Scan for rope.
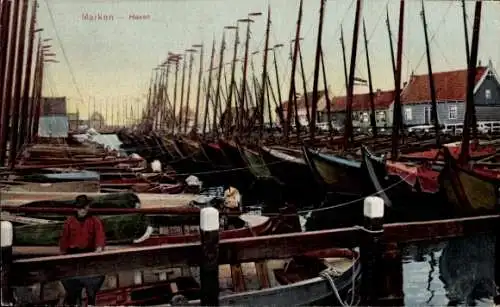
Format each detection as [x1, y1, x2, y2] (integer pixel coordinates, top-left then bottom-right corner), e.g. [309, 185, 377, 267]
[320, 252, 357, 307]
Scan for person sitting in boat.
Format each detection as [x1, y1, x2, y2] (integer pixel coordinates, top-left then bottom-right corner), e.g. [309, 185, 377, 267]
[59, 195, 106, 306]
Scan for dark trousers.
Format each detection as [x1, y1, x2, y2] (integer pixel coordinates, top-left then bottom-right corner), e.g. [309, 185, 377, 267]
[61, 275, 105, 306]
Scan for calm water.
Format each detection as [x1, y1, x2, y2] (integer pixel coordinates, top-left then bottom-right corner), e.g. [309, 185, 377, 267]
[402, 234, 496, 306]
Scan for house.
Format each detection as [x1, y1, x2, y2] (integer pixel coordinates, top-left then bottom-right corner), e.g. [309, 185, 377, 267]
[322, 89, 395, 128]
[279, 90, 327, 126]
[400, 60, 500, 126]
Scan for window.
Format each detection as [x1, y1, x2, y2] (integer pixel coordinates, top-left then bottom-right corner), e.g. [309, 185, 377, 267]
[448, 105, 458, 120]
[485, 89, 492, 100]
[377, 111, 386, 122]
[404, 107, 412, 121]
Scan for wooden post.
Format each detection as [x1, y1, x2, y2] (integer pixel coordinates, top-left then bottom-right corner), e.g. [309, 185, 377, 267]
[1, 221, 13, 306]
[360, 196, 384, 306]
[200, 207, 219, 306]
[495, 212, 500, 305]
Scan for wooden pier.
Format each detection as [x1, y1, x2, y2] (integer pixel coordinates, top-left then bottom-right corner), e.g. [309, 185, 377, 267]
[1, 197, 499, 306]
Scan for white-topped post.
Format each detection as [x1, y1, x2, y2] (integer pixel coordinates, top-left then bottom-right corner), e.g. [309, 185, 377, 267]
[199, 207, 219, 306]
[1, 221, 13, 306]
[360, 196, 385, 306]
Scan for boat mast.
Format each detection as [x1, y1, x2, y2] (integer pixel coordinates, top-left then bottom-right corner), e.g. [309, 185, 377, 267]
[272, 44, 285, 128]
[203, 39, 216, 138]
[320, 48, 333, 136]
[32, 46, 44, 139]
[0, 0, 12, 166]
[213, 32, 226, 139]
[9, 0, 29, 168]
[420, 0, 440, 146]
[362, 19, 377, 138]
[171, 56, 180, 133]
[177, 55, 187, 134]
[339, 26, 349, 95]
[461, 0, 477, 141]
[390, 0, 405, 161]
[238, 17, 254, 134]
[386, 7, 396, 78]
[297, 41, 311, 128]
[285, 0, 303, 145]
[27, 38, 41, 144]
[459, 0, 482, 164]
[225, 25, 239, 138]
[184, 49, 196, 133]
[193, 43, 204, 135]
[259, 6, 271, 139]
[310, 0, 326, 142]
[343, 0, 363, 150]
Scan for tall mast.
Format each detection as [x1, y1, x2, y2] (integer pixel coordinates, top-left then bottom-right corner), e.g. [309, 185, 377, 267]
[203, 39, 216, 137]
[178, 55, 187, 134]
[27, 38, 41, 144]
[339, 26, 349, 93]
[184, 50, 195, 133]
[213, 32, 226, 139]
[459, 0, 482, 164]
[386, 7, 396, 77]
[310, 0, 326, 142]
[9, 0, 29, 167]
[320, 49, 333, 136]
[259, 6, 271, 139]
[172, 58, 180, 133]
[272, 45, 285, 128]
[239, 19, 252, 133]
[0, 0, 12, 166]
[343, 0, 363, 149]
[298, 41, 311, 126]
[193, 44, 204, 134]
[363, 19, 377, 138]
[225, 26, 239, 137]
[390, 0, 406, 160]
[461, 0, 470, 65]
[1, 0, 20, 166]
[285, 0, 303, 144]
[420, 0, 440, 146]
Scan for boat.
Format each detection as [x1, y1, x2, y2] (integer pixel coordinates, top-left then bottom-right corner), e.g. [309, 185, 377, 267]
[302, 146, 366, 197]
[361, 146, 446, 221]
[19, 248, 360, 306]
[439, 146, 500, 216]
[260, 145, 322, 204]
[238, 144, 273, 180]
[12, 213, 150, 246]
[0, 180, 100, 193]
[0, 191, 199, 209]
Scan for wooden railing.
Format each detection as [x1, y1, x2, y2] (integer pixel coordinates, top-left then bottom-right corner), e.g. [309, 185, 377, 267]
[1, 198, 499, 306]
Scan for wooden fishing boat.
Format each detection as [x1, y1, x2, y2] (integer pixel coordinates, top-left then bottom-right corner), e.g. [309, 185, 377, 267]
[361, 146, 446, 221]
[19, 248, 360, 306]
[13, 170, 100, 182]
[0, 191, 198, 208]
[303, 146, 365, 197]
[0, 180, 100, 193]
[260, 146, 321, 204]
[238, 144, 273, 180]
[439, 146, 500, 216]
[13, 213, 150, 246]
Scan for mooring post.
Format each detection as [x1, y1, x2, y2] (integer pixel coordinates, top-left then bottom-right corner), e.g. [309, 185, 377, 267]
[1, 221, 13, 306]
[360, 196, 385, 306]
[495, 215, 500, 305]
[200, 207, 220, 306]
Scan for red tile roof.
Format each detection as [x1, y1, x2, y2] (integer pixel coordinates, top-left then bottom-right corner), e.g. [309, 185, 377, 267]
[401, 67, 487, 104]
[327, 90, 395, 112]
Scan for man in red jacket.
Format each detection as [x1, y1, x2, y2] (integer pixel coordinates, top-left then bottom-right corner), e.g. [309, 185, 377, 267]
[59, 195, 106, 306]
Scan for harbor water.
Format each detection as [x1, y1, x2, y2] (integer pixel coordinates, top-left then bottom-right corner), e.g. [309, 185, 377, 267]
[403, 234, 496, 306]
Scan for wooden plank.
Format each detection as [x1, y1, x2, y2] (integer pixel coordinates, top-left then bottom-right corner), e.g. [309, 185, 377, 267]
[9, 214, 499, 286]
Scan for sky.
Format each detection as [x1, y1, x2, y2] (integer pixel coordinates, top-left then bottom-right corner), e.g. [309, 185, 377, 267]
[35, 0, 500, 124]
